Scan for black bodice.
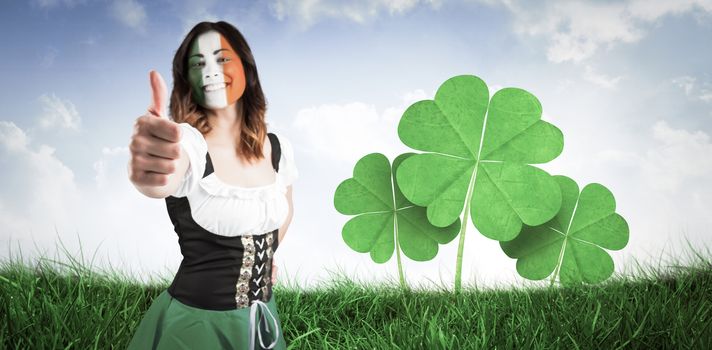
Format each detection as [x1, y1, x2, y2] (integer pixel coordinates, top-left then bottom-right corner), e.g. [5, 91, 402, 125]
[164, 133, 283, 310]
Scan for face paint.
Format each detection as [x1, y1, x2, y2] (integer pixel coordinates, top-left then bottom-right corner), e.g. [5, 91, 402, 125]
[187, 30, 246, 109]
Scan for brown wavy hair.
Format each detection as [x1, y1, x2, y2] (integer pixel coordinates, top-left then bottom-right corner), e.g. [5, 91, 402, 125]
[169, 21, 268, 165]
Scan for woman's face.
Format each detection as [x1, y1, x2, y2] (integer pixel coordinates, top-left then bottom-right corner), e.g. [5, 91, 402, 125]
[187, 30, 246, 110]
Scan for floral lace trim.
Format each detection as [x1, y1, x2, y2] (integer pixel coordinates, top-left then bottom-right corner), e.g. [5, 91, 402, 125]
[235, 233, 275, 309]
[235, 234, 254, 309]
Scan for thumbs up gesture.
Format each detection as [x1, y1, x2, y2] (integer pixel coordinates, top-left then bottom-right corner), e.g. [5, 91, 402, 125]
[128, 70, 183, 188]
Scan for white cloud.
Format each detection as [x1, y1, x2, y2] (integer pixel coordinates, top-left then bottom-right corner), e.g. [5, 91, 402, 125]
[495, 1, 641, 63]
[175, 0, 220, 37]
[268, 0, 443, 28]
[0, 121, 81, 235]
[596, 120, 712, 193]
[37, 93, 82, 131]
[486, 0, 712, 63]
[583, 65, 623, 90]
[93, 146, 129, 190]
[291, 89, 429, 164]
[700, 90, 712, 102]
[31, 0, 86, 9]
[627, 0, 712, 21]
[0, 119, 180, 285]
[0, 121, 29, 151]
[641, 120, 712, 192]
[110, 0, 147, 32]
[672, 76, 697, 95]
[672, 75, 712, 103]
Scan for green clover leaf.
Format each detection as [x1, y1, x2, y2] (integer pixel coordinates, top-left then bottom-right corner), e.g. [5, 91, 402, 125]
[334, 153, 460, 264]
[396, 74, 565, 241]
[500, 175, 630, 285]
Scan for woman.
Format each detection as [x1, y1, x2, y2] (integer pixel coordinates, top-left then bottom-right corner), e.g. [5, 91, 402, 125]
[126, 21, 295, 349]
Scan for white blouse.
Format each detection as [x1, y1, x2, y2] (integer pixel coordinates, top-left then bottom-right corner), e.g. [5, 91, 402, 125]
[170, 122, 298, 237]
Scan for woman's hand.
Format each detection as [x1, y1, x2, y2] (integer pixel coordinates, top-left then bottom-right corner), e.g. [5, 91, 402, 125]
[271, 260, 278, 285]
[128, 70, 183, 188]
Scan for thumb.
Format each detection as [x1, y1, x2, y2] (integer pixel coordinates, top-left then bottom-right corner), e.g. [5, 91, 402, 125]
[148, 70, 168, 118]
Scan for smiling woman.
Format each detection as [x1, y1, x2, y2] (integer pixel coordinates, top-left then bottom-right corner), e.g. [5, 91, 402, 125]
[126, 21, 294, 350]
[187, 30, 246, 110]
[170, 21, 269, 165]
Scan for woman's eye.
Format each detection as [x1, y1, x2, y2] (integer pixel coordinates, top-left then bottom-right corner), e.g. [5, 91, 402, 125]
[218, 57, 231, 63]
[191, 61, 205, 68]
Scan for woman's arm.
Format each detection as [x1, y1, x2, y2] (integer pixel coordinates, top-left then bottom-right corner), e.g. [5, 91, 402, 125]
[128, 71, 188, 199]
[273, 185, 293, 285]
[278, 185, 294, 244]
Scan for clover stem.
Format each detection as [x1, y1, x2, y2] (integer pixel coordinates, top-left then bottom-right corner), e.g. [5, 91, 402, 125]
[455, 169, 477, 295]
[394, 213, 407, 291]
[550, 193, 580, 287]
[550, 237, 566, 287]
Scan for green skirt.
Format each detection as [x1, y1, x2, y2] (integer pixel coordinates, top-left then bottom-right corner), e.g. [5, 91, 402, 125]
[127, 289, 287, 350]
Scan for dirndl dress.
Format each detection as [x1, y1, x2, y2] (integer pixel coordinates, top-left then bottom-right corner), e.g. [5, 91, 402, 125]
[128, 126, 298, 350]
[126, 233, 287, 350]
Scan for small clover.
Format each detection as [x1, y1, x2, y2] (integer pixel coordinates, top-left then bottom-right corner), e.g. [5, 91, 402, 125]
[334, 153, 460, 266]
[500, 175, 630, 285]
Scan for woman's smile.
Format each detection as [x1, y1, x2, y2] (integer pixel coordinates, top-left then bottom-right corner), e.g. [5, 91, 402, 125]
[204, 82, 230, 92]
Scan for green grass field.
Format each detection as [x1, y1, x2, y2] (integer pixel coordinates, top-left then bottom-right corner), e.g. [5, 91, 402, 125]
[1, 238, 710, 349]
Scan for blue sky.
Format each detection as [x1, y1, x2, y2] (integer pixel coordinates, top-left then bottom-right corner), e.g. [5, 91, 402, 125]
[1, 0, 711, 290]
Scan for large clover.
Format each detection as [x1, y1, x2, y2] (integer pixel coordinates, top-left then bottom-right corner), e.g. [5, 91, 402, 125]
[334, 153, 460, 264]
[500, 175, 630, 285]
[396, 75, 564, 241]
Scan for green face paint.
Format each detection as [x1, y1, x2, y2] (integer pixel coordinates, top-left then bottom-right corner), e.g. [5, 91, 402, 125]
[187, 40, 207, 107]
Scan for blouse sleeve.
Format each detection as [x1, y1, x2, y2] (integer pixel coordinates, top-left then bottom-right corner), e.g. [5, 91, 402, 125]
[275, 132, 298, 187]
[170, 123, 208, 198]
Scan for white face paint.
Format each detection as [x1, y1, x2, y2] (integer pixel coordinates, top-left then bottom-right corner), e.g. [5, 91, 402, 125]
[187, 30, 245, 110]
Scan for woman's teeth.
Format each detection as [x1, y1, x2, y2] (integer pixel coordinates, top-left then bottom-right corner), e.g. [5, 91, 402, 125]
[204, 83, 227, 92]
